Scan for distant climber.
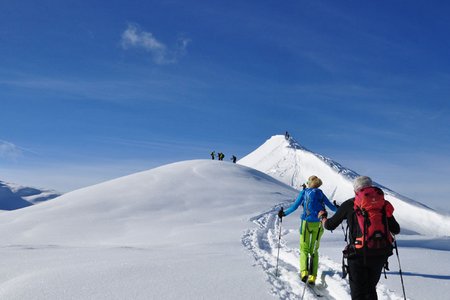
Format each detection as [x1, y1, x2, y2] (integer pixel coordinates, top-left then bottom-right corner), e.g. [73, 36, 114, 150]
[218, 152, 225, 161]
[210, 151, 216, 160]
[285, 131, 290, 140]
[231, 155, 237, 163]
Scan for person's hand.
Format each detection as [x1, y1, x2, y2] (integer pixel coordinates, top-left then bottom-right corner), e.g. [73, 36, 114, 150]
[318, 210, 328, 220]
[278, 208, 285, 219]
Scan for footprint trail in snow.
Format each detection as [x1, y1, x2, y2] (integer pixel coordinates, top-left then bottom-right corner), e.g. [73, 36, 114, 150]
[242, 203, 404, 300]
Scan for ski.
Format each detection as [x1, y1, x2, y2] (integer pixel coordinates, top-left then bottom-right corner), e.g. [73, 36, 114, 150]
[307, 284, 323, 298]
[301, 282, 323, 299]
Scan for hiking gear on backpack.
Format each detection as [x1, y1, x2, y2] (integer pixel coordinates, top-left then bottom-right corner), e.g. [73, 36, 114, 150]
[353, 186, 394, 259]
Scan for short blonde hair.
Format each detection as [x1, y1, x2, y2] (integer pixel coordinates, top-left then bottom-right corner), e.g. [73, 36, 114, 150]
[307, 175, 322, 188]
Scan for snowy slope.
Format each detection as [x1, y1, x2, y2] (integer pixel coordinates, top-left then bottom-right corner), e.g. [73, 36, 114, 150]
[238, 135, 450, 237]
[0, 160, 297, 299]
[0, 157, 448, 299]
[0, 161, 294, 246]
[0, 180, 60, 210]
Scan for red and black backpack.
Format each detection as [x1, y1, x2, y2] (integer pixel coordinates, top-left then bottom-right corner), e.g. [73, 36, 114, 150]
[341, 186, 396, 278]
[342, 186, 395, 273]
[353, 186, 394, 257]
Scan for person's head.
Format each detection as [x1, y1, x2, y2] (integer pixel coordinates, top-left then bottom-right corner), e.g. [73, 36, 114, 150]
[307, 175, 322, 189]
[353, 176, 373, 192]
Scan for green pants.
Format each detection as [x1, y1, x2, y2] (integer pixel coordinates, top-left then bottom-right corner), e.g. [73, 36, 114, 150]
[300, 220, 324, 276]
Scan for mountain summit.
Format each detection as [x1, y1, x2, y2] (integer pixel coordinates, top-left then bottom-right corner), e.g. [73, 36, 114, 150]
[238, 135, 450, 236]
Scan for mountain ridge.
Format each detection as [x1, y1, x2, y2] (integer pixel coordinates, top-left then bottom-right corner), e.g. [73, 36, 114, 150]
[238, 135, 449, 236]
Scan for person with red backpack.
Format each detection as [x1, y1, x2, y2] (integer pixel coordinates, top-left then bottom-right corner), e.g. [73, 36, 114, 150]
[278, 175, 337, 285]
[318, 176, 400, 300]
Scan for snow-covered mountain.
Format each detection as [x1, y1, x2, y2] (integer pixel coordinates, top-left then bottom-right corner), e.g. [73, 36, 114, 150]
[238, 135, 450, 236]
[0, 180, 60, 210]
[0, 160, 293, 246]
[0, 138, 448, 299]
[0, 160, 296, 299]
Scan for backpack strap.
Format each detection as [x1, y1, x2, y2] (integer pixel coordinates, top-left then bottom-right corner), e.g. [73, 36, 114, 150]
[383, 259, 390, 279]
[341, 218, 350, 279]
[362, 209, 369, 265]
[303, 189, 313, 218]
[342, 254, 348, 278]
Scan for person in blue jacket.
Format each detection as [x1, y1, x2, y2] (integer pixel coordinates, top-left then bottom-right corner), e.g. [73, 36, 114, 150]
[278, 175, 337, 285]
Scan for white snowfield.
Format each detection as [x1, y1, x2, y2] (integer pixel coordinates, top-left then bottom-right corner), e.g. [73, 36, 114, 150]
[0, 135, 448, 299]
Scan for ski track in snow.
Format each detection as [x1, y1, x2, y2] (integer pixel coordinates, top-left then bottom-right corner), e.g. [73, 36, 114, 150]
[265, 140, 302, 190]
[242, 203, 404, 300]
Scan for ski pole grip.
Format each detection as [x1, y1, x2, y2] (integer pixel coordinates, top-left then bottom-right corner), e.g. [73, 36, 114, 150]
[278, 207, 284, 221]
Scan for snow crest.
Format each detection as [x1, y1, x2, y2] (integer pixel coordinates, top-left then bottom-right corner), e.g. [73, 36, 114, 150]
[239, 135, 450, 237]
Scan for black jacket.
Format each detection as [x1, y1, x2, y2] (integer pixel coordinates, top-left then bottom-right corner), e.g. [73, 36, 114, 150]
[324, 198, 400, 245]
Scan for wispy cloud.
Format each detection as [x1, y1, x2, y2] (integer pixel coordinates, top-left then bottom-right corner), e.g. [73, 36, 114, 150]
[0, 71, 208, 106]
[120, 24, 190, 64]
[0, 140, 23, 160]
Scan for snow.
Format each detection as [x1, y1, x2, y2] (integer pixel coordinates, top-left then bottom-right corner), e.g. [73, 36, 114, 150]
[0, 135, 448, 299]
[0, 161, 295, 299]
[239, 135, 450, 236]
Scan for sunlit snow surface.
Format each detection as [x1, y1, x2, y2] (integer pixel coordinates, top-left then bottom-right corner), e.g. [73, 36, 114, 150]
[0, 137, 448, 299]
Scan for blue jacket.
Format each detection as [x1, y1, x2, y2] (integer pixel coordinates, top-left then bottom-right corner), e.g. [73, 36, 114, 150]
[284, 188, 337, 222]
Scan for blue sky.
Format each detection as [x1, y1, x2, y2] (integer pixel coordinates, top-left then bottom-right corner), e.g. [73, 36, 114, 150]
[1, 1, 449, 211]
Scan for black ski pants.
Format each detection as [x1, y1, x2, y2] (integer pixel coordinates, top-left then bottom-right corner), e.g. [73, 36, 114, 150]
[347, 255, 387, 300]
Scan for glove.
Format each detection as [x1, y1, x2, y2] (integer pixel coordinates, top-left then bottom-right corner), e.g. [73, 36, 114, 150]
[333, 200, 340, 209]
[278, 208, 285, 219]
[318, 210, 328, 220]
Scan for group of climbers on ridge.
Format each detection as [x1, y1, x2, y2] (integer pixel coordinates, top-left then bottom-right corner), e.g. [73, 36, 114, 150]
[210, 151, 236, 163]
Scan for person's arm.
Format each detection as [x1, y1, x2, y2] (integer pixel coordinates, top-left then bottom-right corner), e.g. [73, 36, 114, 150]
[322, 194, 337, 212]
[388, 216, 400, 235]
[320, 199, 353, 230]
[384, 200, 400, 235]
[284, 190, 305, 216]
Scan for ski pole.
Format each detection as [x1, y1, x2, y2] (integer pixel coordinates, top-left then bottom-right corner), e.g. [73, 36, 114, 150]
[393, 237, 407, 300]
[275, 208, 283, 277]
[301, 281, 307, 300]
